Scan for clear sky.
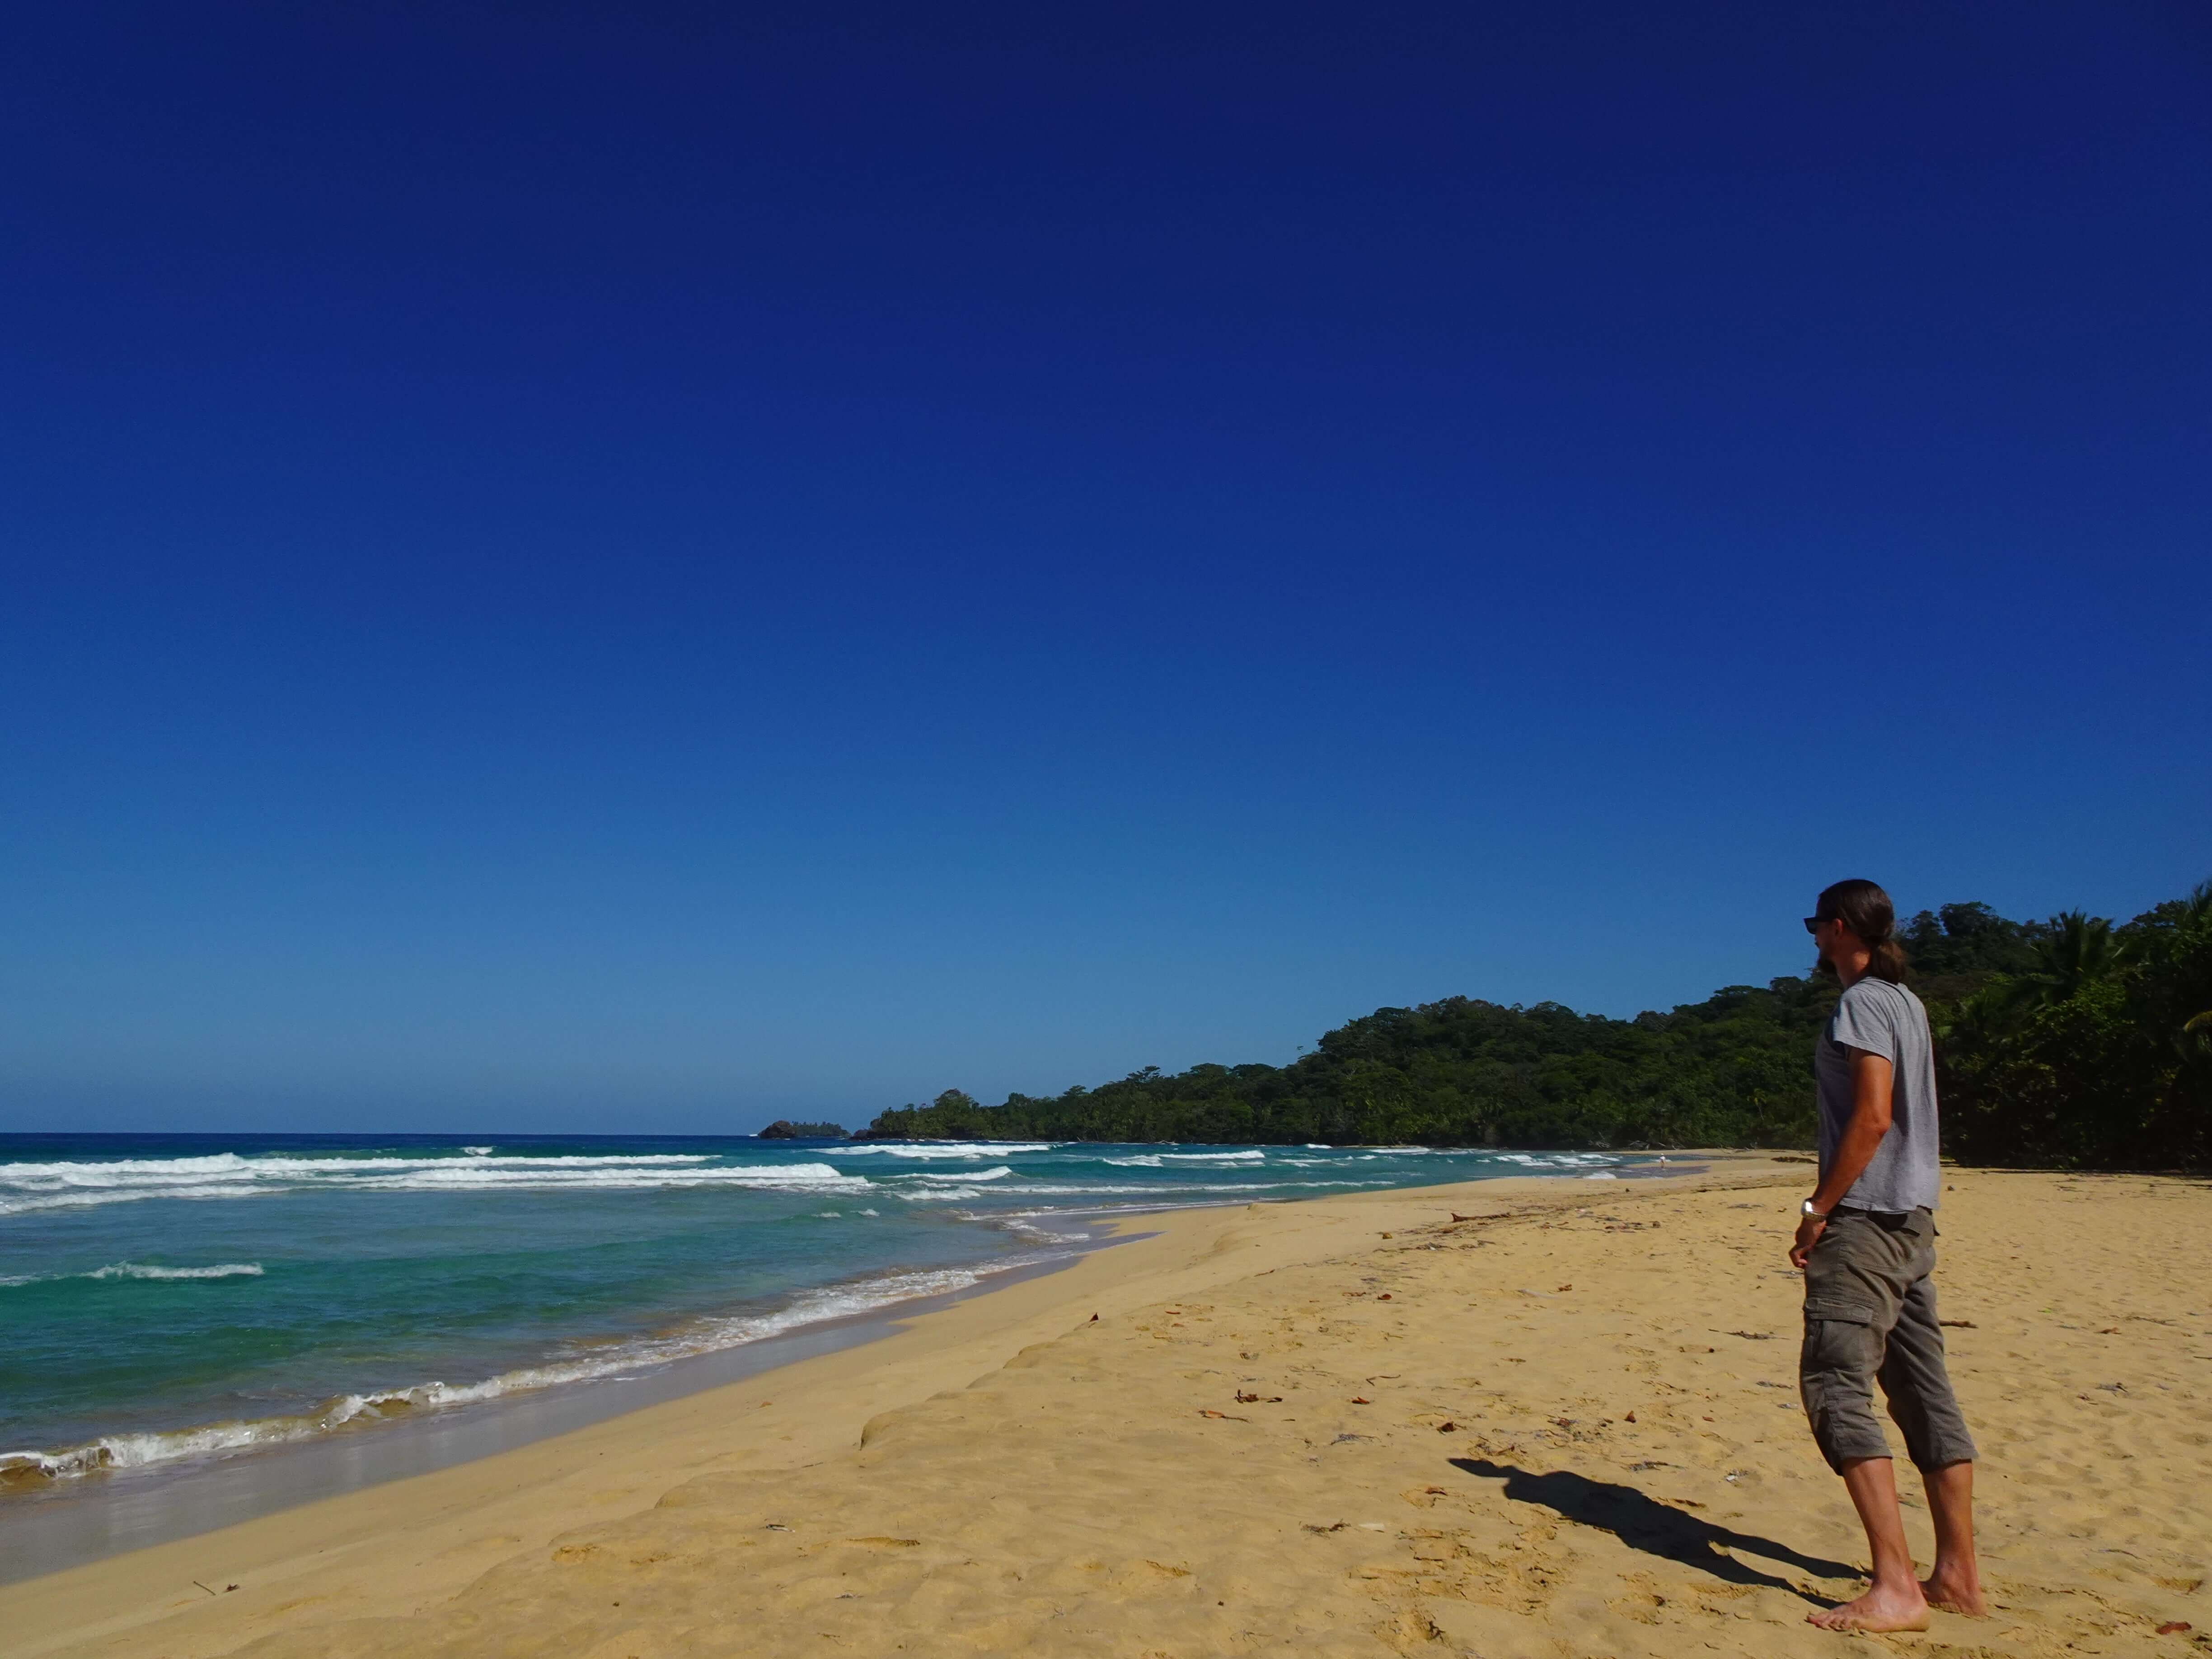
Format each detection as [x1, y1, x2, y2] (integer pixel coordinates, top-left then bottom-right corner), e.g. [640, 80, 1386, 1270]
[4, 2, 2206, 1134]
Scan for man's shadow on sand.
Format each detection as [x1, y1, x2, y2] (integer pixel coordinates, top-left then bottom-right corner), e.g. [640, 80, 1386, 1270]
[1448, 1459, 1857, 1604]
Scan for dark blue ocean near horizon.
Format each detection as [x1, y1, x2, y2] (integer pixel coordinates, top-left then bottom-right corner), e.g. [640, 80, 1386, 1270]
[1, 1132, 1649, 1493]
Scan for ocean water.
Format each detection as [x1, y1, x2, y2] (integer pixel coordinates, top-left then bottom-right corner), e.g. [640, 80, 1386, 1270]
[0, 1133, 1643, 1492]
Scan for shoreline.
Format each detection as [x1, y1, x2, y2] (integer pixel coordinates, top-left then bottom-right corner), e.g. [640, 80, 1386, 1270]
[0, 1235, 1106, 1587]
[0, 1156, 1691, 1576]
[0, 1157, 1780, 1658]
[0, 1136, 1664, 1511]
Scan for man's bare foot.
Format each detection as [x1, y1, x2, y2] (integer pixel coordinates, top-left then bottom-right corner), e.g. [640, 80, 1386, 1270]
[1920, 1570, 1988, 1617]
[1807, 1580, 1931, 1632]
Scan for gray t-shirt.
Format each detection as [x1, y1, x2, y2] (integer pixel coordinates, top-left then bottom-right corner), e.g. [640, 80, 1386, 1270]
[1816, 977, 1941, 1214]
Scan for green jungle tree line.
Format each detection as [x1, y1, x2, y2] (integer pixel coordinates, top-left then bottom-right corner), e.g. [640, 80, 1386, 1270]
[858, 883, 2212, 1170]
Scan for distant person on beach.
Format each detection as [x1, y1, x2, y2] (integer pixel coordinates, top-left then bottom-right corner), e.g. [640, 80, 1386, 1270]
[1789, 878, 1986, 1632]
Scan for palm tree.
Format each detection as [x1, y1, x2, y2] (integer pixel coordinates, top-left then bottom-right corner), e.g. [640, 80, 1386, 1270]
[2179, 880, 2212, 928]
[1995, 911, 2123, 1017]
[2160, 883, 2212, 1049]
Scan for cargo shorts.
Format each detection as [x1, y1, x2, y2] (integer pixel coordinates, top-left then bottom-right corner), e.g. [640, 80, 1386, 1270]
[1800, 1206, 1978, 1474]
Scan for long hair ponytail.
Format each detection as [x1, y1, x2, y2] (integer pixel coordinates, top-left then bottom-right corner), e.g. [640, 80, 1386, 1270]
[1817, 878, 1909, 984]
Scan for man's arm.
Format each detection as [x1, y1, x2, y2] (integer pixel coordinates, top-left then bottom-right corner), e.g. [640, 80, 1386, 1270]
[1791, 1050, 1893, 1268]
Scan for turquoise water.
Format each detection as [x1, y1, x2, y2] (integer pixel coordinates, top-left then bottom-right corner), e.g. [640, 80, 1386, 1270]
[0, 1133, 1642, 1488]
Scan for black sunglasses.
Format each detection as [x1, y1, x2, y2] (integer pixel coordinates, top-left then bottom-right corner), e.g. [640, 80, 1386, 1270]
[1803, 915, 1829, 934]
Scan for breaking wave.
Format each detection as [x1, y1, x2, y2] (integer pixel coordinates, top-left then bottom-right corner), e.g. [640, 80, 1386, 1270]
[823, 1143, 1055, 1159]
[0, 1134, 1650, 1498]
[0, 1258, 1043, 1487]
[0, 1262, 266, 1289]
[0, 1153, 868, 1215]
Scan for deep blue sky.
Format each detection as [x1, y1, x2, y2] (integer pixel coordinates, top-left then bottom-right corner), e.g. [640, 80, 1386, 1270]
[4, 2, 2206, 1133]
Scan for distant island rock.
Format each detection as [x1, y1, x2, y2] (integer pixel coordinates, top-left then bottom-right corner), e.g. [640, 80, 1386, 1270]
[756, 1120, 848, 1140]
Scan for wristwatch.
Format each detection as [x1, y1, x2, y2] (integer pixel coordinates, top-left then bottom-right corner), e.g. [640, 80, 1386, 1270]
[1801, 1199, 1830, 1220]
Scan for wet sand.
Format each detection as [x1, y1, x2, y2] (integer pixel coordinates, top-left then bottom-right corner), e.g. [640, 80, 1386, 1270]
[5, 1163, 2206, 1657]
[0, 1246, 1094, 1587]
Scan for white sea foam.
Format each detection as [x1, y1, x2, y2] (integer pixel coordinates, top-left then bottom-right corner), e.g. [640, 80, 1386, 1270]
[0, 1143, 1626, 1220]
[0, 1259, 1050, 1486]
[823, 1143, 1053, 1159]
[0, 1138, 1667, 1491]
[1489, 1152, 1619, 1170]
[991, 1213, 1092, 1244]
[0, 1153, 867, 1214]
[1, 1416, 353, 1482]
[927, 1179, 1381, 1200]
[337, 1163, 867, 1194]
[900, 1166, 1013, 1183]
[0, 1152, 717, 1184]
[1111, 1150, 1303, 1168]
[4, 1261, 265, 1287]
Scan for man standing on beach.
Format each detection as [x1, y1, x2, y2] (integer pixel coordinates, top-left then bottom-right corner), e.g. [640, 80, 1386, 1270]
[1789, 879, 1987, 1633]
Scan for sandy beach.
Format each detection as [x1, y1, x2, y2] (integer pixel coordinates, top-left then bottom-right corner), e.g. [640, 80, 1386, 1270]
[5, 1162, 2206, 1659]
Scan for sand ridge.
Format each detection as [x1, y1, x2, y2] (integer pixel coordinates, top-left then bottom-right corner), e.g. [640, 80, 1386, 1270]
[7, 1167, 2209, 1657]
